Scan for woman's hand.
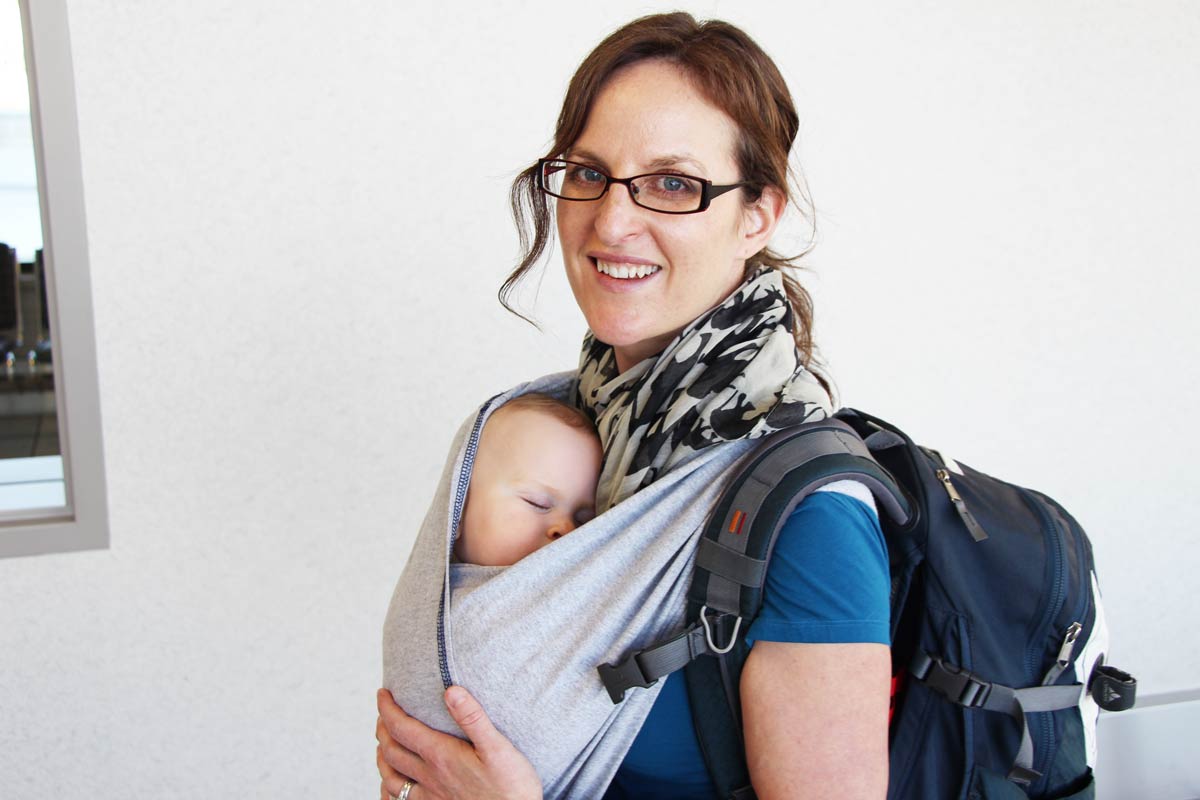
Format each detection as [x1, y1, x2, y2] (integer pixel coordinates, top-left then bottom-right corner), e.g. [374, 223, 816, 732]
[375, 686, 543, 800]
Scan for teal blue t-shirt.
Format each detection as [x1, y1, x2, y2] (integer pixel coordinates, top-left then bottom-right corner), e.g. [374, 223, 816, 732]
[603, 491, 890, 800]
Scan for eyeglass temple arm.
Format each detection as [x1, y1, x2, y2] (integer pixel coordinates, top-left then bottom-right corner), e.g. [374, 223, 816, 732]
[706, 182, 749, 200]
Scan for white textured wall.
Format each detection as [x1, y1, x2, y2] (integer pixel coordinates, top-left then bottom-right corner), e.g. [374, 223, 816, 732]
[0, 1, 1196, 797]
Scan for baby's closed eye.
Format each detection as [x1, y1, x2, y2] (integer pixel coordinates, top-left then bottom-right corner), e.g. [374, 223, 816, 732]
[521, 495, 552, 512]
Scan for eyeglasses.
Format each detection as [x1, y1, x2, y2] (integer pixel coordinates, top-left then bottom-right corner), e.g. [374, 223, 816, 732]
[536, 158, 749, 215]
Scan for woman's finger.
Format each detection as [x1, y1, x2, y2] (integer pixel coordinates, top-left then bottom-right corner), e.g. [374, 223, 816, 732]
[443, 686, 503, 752]
[379, 691, 453, 765]
[379, 689, 423, 747]
[379, 726, 433, 787]
[383, 776, 423, 800]
[376, 747, 417, 800]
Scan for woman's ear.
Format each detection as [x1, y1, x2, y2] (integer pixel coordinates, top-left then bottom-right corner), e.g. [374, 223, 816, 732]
[737, 185, 787, 259]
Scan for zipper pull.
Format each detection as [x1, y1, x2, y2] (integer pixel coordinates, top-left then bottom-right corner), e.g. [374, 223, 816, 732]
[1057, 622, 1083, 668]
[936, 469, 989, 541]
[1043, 621, 1084, 685]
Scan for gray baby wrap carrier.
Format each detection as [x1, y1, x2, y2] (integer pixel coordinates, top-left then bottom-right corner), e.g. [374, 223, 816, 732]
[382, 372, 758, 799]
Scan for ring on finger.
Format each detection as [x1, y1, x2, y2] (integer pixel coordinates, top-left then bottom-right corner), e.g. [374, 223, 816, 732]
[399, 779, 416, 800]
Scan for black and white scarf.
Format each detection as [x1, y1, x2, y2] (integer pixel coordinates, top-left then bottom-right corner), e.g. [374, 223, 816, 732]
[576, 266, 833, 512]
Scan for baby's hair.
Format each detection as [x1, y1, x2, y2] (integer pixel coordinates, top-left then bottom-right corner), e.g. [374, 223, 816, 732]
[499, 392, 597, 436]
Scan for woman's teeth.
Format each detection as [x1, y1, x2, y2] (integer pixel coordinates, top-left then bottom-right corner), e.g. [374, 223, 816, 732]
[595, 260, 662, 279]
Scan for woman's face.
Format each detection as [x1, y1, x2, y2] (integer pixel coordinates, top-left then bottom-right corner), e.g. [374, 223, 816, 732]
[556, 59, 780, 374]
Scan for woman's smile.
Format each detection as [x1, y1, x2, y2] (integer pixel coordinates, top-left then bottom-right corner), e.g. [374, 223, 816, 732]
[590, 254, 663, 290]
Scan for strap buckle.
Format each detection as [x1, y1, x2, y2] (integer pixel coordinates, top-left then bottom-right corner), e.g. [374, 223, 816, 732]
[597, 652, 657, 704]
[910, 650, 993, 708]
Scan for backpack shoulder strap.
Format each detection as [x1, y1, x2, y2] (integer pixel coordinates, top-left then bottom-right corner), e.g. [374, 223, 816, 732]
[684, 419, 911, 799]
[597, 420, 911, 707]
[689, 418, 910, 626]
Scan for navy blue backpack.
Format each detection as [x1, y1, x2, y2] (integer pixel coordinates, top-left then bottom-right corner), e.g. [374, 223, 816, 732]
[599, 409, 1136, 799]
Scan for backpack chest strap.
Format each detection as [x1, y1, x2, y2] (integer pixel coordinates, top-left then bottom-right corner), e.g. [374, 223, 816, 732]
[911, 651, 1084, 785]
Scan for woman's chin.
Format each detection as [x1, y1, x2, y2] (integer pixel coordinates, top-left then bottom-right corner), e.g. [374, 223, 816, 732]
[589, 327, 679, 372]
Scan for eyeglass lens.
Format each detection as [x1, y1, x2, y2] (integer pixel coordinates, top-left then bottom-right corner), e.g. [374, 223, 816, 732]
[541, 160, 705, 213]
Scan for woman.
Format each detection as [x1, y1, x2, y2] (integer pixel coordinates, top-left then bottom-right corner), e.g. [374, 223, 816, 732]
[377, 13, 890, 800]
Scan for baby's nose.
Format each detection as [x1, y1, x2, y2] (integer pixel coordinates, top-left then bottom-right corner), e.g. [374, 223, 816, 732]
[547, 516, 576, 540]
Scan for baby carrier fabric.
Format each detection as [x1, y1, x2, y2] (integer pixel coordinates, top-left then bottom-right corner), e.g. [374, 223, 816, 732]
[382, 371, 758, 798]
[382, 267, 835, 798]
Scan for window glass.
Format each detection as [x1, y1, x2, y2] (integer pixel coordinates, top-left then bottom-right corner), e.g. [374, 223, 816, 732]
[0, 3, 64, 513]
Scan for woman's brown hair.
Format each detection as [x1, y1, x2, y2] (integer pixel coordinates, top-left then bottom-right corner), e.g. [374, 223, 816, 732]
[501, 12, 825, 383]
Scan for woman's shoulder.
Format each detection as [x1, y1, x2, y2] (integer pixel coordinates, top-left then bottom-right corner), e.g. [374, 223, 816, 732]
[744, 479, 891, 645]
[782, 480, 882, 542]
[779, 483, 887, 567]
[806, 479, 878, 516]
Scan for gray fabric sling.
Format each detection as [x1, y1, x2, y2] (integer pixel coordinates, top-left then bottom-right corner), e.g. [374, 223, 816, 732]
[382, 371, 759, 799]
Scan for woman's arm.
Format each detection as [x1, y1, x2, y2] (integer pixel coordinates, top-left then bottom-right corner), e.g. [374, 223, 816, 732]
[741, 640, 890, 799]
[376, 686, 543, 800]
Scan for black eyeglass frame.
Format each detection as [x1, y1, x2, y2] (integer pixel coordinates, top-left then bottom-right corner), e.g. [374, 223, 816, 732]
[536, 158, 750, 215]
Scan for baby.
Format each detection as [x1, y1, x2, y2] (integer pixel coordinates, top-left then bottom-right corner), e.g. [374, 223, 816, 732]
[453, 393, 603, 566]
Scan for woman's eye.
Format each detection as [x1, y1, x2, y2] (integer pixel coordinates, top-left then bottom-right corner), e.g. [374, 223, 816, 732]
[648, 174, 700, 196]
[567, 166, 605, 185]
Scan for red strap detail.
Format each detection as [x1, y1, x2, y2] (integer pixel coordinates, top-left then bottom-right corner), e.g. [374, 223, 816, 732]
[889, 673, 904, 725]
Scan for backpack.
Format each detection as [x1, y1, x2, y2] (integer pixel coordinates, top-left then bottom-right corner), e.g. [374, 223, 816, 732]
[597, 408, 1137, 800]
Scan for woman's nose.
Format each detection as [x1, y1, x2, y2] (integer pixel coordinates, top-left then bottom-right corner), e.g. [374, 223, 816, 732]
[592, 184, 644, 244]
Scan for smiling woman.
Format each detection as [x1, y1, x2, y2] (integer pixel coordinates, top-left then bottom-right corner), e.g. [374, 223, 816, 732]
[379, 12, 888, 800]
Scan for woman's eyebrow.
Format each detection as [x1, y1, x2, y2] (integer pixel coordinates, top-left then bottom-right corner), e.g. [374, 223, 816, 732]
[563, 147, 608, 168]
[645, 154, 707, 173]
[564, 148, 707, 175]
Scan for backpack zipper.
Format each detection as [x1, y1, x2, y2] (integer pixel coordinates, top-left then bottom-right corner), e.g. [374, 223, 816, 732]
[1057, 622, 1083, 667]
[935, 468, 989, 541]
[1042, 621, 1084, 687]
[1020, 489, 1068, 681]
[1018, 487, 1070, 785]
[1045, 495, 1094, 661]
[436, 402, 493, 690]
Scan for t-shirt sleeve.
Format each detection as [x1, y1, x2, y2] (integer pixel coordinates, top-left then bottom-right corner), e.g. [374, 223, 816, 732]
[744, 489, 890, 646]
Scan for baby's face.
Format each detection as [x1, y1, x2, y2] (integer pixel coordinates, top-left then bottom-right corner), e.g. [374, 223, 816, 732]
[455, 405, 602, 566]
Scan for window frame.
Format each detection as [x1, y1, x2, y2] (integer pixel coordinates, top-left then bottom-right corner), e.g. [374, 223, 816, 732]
[0, 0, 108, 558]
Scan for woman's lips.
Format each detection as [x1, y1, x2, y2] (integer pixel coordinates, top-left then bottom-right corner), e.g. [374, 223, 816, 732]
[590, 256, 667, 291]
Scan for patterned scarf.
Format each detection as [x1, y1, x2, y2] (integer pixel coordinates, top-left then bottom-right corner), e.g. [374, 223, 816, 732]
[576, 266, 833, 512]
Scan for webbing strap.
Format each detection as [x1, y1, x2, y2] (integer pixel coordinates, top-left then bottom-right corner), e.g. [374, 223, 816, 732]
[696, 537, 768, 588]
[983, 683, 1085, 785]
[911, 651, 1083, 786]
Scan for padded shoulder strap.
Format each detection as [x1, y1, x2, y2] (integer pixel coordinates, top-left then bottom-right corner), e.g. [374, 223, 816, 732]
[689, 419, 911, 620]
